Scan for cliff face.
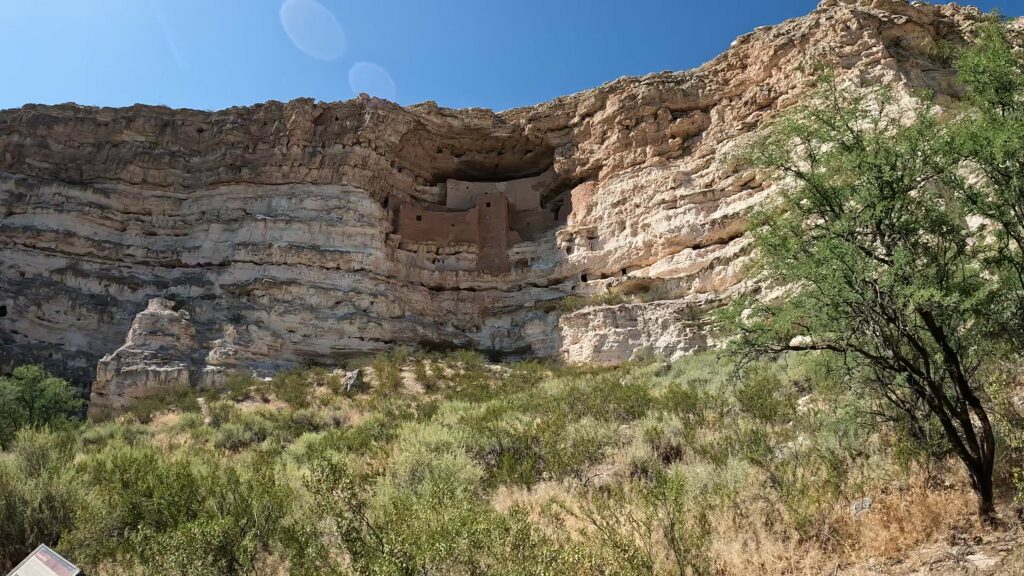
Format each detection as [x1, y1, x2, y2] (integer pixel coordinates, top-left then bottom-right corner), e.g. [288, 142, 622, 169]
[0, 0, 986, 405]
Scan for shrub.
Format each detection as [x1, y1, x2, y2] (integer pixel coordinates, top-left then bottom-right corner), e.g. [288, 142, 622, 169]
[0, 429, 82, 572]
[351, 425, 577, 575]
[64, 442, 208, 564]
[267, 368, 317, 408]
[462, 407, 545, 487]
[78, 421, 150, 451]
[550, 371, 654, 423]
[548, 417, 617, 482]
[64, 441, 302, 575]
[203, 398, 237, 428]
[216, 372, 260, 402]
[734, 365, 795, 425]
[0, 348, 1007, 574]
[371, 350, 406, 392]
[125, 383, 200, 423]
[213, 411, 277, 451]
[566, 470, 716, 576]
[0, 365, 84, 447]
[412, 359, 436, 391]
[638, 413, 695, 467]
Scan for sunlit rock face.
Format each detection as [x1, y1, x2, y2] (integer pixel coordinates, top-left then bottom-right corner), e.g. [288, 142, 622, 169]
[89, 298, 196, 416]
[0, 0, 985, 397]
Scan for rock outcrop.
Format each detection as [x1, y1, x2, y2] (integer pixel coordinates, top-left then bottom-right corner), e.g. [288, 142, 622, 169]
[90, 298, 197, 415]
[0, 0, 990, 403]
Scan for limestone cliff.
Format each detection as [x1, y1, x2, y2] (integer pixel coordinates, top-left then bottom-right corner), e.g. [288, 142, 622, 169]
[0, 0, 989, 406]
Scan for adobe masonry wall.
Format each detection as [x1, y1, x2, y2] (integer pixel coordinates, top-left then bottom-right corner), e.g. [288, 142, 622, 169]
[397, 205, 479, 245]
[445, 169, 553, 211]
[395, 171, 558, 274]
[476, 193, 512, 274]
[510, 210, 555, 241]
[396, 192, 515, 273]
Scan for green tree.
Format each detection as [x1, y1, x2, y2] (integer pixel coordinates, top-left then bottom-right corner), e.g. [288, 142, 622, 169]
[949, 22, 1024, 349]
[724, 72, 1008, 519]
[0, 365, 84, 447]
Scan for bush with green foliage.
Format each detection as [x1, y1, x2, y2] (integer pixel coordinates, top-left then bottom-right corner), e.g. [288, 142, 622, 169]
[0, 429, 82, 572]
[0, 365, 84, 447]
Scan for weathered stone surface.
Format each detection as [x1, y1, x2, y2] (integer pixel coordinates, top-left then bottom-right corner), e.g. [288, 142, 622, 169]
[559, 298, 715, 365]
[89, 298, 196, 416]
[340, 368, 365, 393]
[0, 0, 988, 400]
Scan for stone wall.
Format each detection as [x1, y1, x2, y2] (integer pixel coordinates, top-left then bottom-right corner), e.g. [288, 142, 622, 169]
[395, 169, 560, 274]
[394, 192, 519, 273]
[476, 193, 513, 274]
[445, 169, 553, 211]
[396, 205, 479, 246]
[510, 210, 556, 241]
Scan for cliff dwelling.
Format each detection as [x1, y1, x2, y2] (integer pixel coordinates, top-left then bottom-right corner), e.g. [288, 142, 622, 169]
[394, 169, 559, 273]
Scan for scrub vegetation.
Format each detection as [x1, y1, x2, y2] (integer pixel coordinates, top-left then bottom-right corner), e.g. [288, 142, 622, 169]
[1, 350, 1023, 575]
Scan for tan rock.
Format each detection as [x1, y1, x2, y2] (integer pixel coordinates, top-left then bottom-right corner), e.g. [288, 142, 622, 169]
[89, 298, 196, 416]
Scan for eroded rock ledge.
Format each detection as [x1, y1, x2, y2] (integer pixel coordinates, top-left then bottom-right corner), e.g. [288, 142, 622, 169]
[0, 0, 987, 402]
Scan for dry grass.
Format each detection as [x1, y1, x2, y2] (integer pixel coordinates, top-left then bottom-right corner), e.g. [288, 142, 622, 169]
[418, 353, 1014, 575]
[708, 464, 982, 575]
[490, 480, 591, 535]
[490, 461, 992, 576]
[839, 468, 977, 559]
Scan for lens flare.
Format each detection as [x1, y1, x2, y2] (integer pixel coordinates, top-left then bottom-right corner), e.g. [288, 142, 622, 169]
[348, 62, 397, 102]
[280, 0, 346, 61]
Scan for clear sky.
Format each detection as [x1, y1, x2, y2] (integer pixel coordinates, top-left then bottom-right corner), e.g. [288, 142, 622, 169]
[1, 0, 1021, 112]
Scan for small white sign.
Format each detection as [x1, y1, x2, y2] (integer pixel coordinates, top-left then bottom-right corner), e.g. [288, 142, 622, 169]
[7, 545, 80, 576]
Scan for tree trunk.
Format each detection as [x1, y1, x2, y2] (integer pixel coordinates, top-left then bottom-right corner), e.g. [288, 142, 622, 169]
[965, 401, 997, 524]
[977, 478, 996, 524]
[967, 458, 997, 524]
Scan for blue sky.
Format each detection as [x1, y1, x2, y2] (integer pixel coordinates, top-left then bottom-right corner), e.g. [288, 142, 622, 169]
[1, 0, 1020, 112]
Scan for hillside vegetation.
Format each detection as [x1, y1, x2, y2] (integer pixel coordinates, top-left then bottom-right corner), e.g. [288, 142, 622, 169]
[1, 351, 1023, 575]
